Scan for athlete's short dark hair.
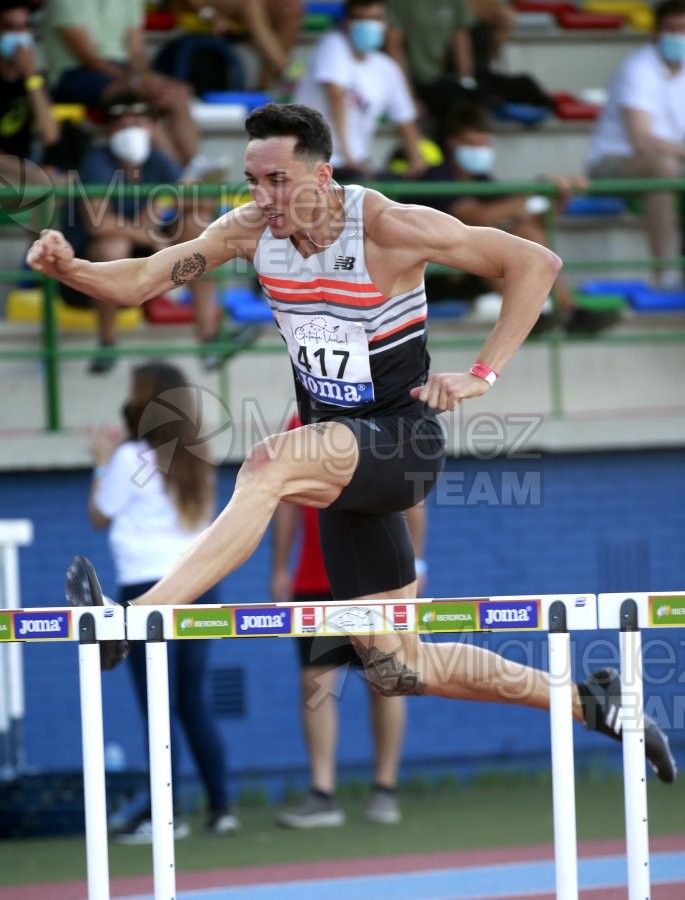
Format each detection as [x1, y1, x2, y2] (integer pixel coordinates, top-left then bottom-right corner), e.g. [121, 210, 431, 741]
[245, 103, 333, 163]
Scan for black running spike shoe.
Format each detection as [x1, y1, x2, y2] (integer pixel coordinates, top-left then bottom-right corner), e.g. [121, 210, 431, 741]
[65, 555, 130, 670]
[578, 667, 677, 785]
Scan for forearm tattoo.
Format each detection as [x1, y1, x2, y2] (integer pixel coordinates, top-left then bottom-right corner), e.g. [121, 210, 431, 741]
[170, 252, 207, 286]
[354, 644, 426, 696]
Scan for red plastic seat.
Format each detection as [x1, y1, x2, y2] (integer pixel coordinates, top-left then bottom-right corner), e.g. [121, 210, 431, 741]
[514, 0, 575, 12]
[145, 11, 177, 30]
[552, 92, 601, 120]
[555, 9, 626, 27]
[144, 295, 194, 325]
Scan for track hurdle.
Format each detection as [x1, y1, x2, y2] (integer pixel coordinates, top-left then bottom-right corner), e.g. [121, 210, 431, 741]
[598, 591, 685, 900]
[1, 604, 126, 900]
[5, 591, 667, 900]
[0, 519, 33, 776]
[127, 593, 599, 900]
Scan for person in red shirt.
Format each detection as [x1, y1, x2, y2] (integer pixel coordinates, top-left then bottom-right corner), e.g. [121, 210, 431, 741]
[271, 412, 426, 828]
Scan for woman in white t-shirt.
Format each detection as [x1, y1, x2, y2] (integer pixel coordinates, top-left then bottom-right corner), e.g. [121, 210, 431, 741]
[89, 361, 238, 843]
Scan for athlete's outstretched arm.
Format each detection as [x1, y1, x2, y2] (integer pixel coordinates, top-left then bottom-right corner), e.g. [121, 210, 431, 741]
[371, 201, 563, 410]
[25, 205, 263, 307]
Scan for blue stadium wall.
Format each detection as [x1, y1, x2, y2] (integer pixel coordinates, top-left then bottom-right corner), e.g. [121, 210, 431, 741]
[1, 448, 684, 804]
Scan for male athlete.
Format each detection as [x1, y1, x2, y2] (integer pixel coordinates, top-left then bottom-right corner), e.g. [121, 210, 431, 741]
[28, 103, 676, 782]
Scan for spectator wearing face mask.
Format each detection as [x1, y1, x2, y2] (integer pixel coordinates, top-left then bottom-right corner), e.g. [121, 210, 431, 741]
[587, 0, 685, 289]
[422, 102, 620, 335]
[60, 91, 222, 373]
[294, 0, 427, 182]
[0, 0, 58, 188]
[42, 0, 199, 166]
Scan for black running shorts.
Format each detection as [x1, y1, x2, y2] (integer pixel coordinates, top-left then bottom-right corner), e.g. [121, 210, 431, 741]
[294, 594, 363, 670]
[319, 414, 445, 600]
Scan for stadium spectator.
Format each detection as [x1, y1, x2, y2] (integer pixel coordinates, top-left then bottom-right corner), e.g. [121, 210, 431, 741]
[384, 0, 477, 121]
[0, 0, 58, 187]
[294, 0, 427, 182]
[88, 361, 239, 842]
[60, 91, 221, 373]
[587, 0, 685, 289]
[385, 0, 553, 132]
[425, 102, 620, 334]
[42, 0, 199, 165]
[271, 412, 428, 828]
[168, 0, 304, 91]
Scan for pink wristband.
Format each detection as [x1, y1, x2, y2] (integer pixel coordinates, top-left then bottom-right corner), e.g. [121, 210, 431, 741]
[469, 361, 499, 386]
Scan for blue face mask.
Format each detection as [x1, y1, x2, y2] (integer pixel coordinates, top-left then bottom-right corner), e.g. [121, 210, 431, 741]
[0, 31, 34, 60]
[454, 145, 495, 175]
[348, 19, 386, 54]
[659, 33, 685, 64]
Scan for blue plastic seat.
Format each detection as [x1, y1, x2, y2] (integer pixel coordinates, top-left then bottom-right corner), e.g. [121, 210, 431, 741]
[564, 196, 627, 216]
[491, 102, 552, 126]
[222, 286, 273, 323]
[629, 286, 685, 311]
[202, 91, 271, 111]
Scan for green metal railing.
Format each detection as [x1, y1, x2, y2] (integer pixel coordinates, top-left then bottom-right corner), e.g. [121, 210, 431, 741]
[1, 177, 685, 430]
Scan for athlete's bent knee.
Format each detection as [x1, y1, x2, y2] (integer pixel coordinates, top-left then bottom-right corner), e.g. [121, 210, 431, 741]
[355, 644, 426, 697]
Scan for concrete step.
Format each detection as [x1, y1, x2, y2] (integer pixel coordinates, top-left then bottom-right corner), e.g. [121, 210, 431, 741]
[500, 29, 641, 94]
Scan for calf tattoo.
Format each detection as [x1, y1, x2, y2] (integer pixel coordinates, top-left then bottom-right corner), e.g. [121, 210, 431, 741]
[354, 644, 426, 696]
[170, 252, 207, 286]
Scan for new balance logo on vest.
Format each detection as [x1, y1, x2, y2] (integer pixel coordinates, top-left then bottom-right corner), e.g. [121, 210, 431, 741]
[334, 256, 355, 271]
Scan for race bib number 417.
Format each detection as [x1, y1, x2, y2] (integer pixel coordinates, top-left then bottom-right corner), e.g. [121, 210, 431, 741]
[277, 313, 375, 408]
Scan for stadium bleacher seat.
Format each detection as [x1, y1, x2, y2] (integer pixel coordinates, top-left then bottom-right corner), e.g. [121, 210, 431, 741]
[6, 289, 143, 330]
[578, 279, 685, 311]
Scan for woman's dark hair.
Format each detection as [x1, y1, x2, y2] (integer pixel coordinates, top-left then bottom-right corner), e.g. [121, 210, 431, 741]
[125, 361, 215, 529]
[245, 103, 333, 162]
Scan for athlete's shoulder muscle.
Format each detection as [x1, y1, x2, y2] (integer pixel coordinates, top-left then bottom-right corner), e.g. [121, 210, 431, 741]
[200, 202, 268, 264]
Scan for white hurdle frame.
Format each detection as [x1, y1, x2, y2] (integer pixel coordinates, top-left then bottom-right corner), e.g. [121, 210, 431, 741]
[8, 590, 680, 900]
[127, 593, 598, 900]
[0, 519, 33, 776]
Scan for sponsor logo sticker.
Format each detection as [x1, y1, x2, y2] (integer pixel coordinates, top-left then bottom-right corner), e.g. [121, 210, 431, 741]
[295, 606, 322, 635]
[14, 611, 71, 640]
[418, 601, 477, 632]
[234, 607, 292, 636]
[649, 596, 685, 627]
[0, 612, 11, 641]
[174, 608, 233, 638]
[384, 603, 415, 632]
[324, 606, 384, 635]
[478, 600, 540, 630]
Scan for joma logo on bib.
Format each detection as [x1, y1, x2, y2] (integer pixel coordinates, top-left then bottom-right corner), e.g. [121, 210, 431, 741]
[295, 369, 373, 406]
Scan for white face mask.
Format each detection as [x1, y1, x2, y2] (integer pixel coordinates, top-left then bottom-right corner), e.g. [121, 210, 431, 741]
[109, 126, 151, 166]
[454, 144, 495, 175]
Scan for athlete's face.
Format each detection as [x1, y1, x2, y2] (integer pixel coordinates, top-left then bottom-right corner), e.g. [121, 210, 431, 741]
[243, 136, 332, 237]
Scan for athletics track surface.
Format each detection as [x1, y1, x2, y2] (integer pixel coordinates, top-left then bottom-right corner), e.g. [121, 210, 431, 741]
[2, 836, 684, 900]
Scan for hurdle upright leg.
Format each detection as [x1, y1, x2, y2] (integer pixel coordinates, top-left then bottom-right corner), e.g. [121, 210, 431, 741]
[548, 600, 579, 900]
[145, 610, 177, 900]
[619, 598, 651, 900]
[78, 612, 110, 900]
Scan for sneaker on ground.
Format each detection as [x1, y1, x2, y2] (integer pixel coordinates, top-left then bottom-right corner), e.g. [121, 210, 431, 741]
[88, 344, 117, 375]
[207, 809, 241, 835]
[579, 667, 677, 784]
[276, 793, 345, 829]
[365, 790, 401, 825]
[113, 815, 190, 845]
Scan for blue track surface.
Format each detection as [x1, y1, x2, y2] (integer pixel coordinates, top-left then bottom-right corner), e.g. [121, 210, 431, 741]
[123, 850, 685, 900]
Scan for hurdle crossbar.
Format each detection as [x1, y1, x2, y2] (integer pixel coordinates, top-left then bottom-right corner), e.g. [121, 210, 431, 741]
[5, 590, 683, 900]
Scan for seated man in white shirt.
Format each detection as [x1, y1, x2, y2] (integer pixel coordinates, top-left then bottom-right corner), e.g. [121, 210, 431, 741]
[294, 0, 426, 182]
[586, 0, 685, 289]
